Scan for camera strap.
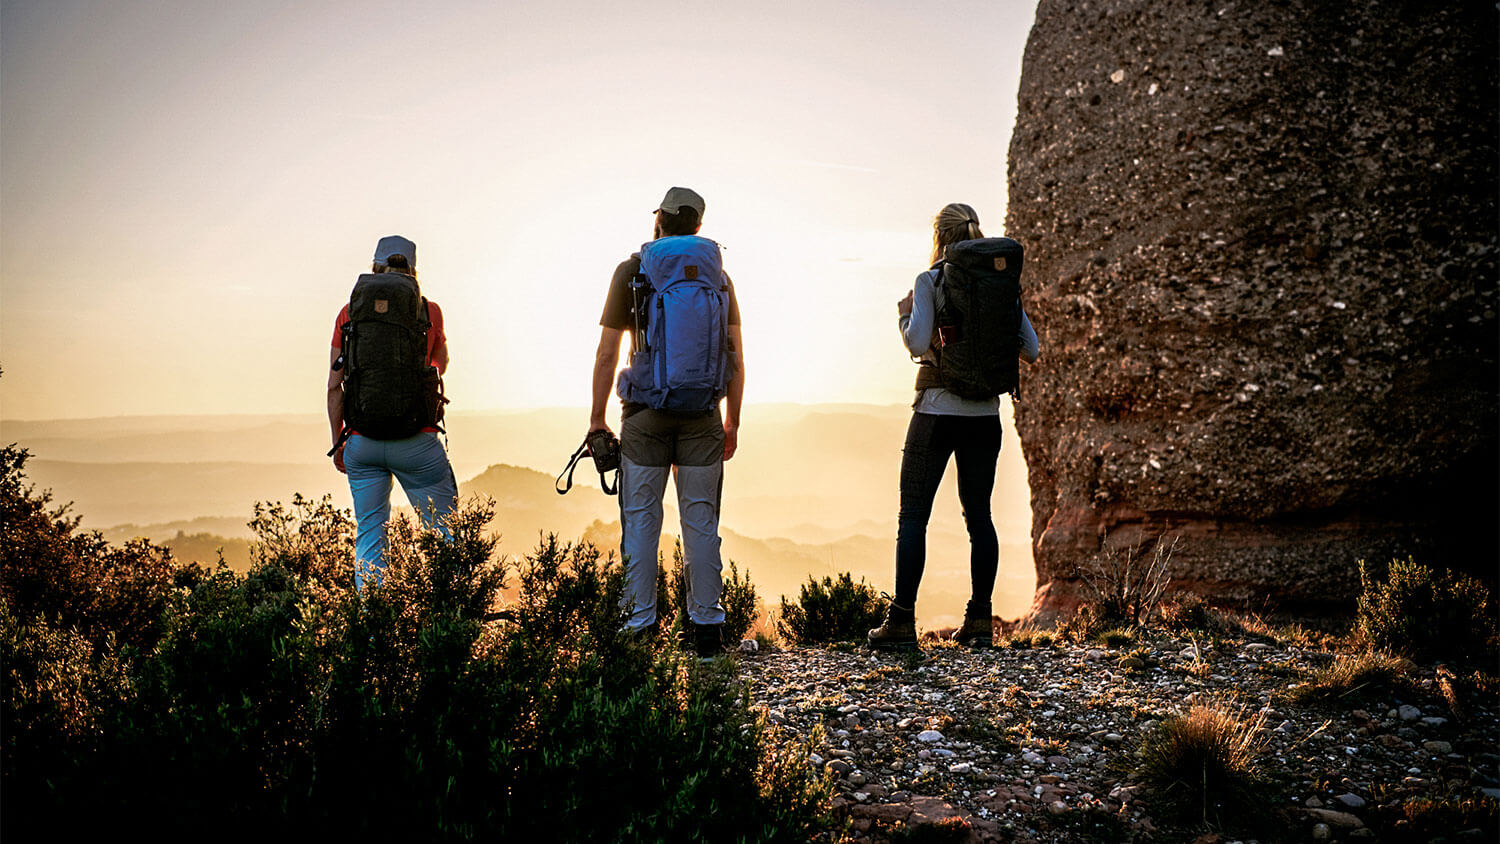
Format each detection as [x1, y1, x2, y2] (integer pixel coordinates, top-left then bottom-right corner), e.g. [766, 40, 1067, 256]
[555, 435, 620, 496]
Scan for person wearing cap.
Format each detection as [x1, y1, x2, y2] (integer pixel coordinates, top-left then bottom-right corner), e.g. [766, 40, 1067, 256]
[327, 235, 458, 589]
[590, 187, 745, 657]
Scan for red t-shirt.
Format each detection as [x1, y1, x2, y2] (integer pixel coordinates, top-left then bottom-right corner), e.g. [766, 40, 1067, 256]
[333, 299, 446, 435]
[332, 299, 445, 364]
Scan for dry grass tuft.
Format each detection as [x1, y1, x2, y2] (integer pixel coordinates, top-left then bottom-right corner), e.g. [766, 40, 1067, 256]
[1285, 652, 1416, 707]
[1135, 701, 1267, 819]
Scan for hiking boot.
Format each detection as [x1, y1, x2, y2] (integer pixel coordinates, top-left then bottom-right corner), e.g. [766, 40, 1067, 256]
[952, 614, 994, 648]
[692, 622, 724, 660]
[867, 601, 918, 651]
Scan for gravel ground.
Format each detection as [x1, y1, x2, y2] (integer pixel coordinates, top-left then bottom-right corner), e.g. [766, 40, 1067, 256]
[735, 629, 1499, 843]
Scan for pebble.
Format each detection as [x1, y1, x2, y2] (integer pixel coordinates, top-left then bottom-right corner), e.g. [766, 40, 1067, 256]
[1334, 792, 1366, 809]
[1311, 823, 1331, 840]
[732, 631, 1495, 838]
[1304, 808, 1364, 829]
[738, 638, 759, 654]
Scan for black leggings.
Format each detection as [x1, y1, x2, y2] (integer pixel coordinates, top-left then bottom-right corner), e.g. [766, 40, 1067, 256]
[894, 412, 1002, 611]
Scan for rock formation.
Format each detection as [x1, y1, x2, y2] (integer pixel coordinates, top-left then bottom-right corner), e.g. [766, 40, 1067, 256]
[1005, 0, 1499, 620]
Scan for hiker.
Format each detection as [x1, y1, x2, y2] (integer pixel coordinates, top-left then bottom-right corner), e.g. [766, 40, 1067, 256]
[589, 186, 745, 659]
[327, 235, 458, 590]
[868, 203, 1040, 650]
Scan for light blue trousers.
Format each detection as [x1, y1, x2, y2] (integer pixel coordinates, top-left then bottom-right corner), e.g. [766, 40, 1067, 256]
[344, 432, 458, 590]
[618, 455, 726, 630]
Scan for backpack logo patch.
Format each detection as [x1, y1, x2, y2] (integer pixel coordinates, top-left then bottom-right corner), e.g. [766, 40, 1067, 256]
[993, 257, 1008, 272]
[375, 300, 389, 314]
[684, 265, 699, 279]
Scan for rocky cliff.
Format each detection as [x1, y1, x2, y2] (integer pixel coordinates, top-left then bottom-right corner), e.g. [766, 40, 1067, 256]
[1005, 0, 1499, 620]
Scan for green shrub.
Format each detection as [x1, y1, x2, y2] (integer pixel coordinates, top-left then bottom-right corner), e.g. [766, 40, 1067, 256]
[1357, 557, 1498, 664]
[1159, 593, 1213, 632]
[1136, 702, 1266, 822]
[2, 473, 830, 841]
[0, 444, 198, 652]
[776, 572, 884, 645]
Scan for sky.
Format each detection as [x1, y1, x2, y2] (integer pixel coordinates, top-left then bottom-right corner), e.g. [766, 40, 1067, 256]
[0, 0, 1041, 421]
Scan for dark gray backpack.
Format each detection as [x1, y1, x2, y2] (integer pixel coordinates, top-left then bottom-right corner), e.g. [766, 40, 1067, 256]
[915, 237, 1024, 400]
[338, 272, 443, 440]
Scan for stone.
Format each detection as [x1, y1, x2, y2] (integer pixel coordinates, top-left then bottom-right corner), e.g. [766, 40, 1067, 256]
[1305, 796, 1324, 808]
[737, 638, 758, 654]
[1398, 705, 1422, 721]
[1311, 824, 1331, 841]
[1423, 740, 1453, 754]
[916, 730, 945, 743]
[1304, 809, 1364, 829]
[1334, 793, 1366, 809]
[1008, 0, 1499, 622]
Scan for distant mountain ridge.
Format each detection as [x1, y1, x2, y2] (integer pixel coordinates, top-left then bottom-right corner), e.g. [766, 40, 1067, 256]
[5, 405, 1038, 620]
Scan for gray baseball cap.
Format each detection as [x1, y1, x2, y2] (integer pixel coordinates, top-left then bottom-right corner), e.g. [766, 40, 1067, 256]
[373, 235, 416, 268]
[654, 186, 705, 216]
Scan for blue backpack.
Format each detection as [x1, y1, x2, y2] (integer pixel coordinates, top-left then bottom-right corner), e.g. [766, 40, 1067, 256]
[616, 235, 732, 413]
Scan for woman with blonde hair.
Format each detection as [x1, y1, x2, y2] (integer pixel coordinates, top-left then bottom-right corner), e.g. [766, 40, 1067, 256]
[868, 203, 1039, 650]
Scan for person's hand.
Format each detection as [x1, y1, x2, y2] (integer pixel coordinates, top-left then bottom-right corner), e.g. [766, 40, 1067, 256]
[332, 442, 347, 474]
[897, 292, 914, 317]
[722, 423, 738, 461]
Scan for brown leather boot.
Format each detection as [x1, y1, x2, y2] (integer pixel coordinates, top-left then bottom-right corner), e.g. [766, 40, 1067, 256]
[952, 614, 993, 648]
[867, 601, 917, 651]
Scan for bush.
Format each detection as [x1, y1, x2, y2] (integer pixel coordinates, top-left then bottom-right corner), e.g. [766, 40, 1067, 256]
[776, 572, 884, 645]
[1159, 593, 1214, 632]
[1135, 702, 1266, 822]
[2, 476, 830, 841]
[1357, 557, 1498, 665]
[1078, 535, 1177, 629]
[0, 444, 197, 652]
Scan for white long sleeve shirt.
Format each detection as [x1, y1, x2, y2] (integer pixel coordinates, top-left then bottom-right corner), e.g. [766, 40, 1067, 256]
[899, 268, 1040, 416]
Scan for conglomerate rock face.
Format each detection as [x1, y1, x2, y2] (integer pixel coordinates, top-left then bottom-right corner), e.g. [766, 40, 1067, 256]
[1005, 0, 1498, 621]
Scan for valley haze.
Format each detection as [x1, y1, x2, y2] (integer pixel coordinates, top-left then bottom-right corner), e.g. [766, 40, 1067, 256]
[4, 403, 1037, 625]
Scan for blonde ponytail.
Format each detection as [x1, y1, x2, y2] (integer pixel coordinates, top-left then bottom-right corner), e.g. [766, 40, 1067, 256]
[931, 203, 983, 264]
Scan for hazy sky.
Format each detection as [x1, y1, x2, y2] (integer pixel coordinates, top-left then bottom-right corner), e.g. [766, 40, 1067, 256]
[1, 0, 1040, 421]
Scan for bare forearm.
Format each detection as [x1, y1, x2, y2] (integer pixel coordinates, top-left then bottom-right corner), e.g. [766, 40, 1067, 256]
[725, 369, 744, 430]
[327, 386, 344, 445]
[590, 328, 622, 430]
